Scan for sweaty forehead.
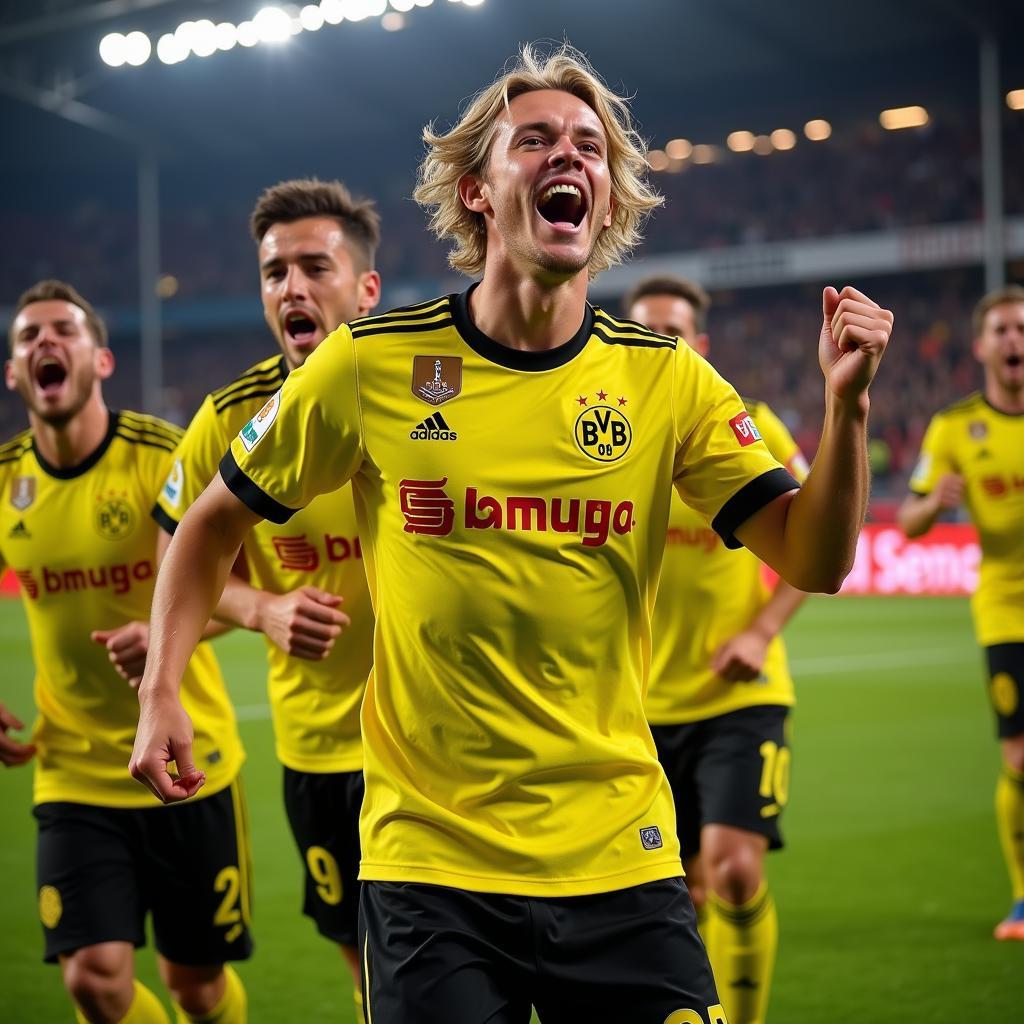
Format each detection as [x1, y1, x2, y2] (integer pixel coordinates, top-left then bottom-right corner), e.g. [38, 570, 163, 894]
[984, 301, 1024, 330]
[259, 217, 347, 262]
[14, 299, 87, 333]
[501, 89, 606, 138]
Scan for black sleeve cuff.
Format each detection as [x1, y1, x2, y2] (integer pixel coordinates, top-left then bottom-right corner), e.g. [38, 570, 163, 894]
[712, 467, 800, 550]
[150, 503, 180, 535]
[219, 449, 297, 524]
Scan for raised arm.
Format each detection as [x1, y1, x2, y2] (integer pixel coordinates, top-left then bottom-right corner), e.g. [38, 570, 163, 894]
[130, 473, 260, 802]
[736, 285, 892, 593]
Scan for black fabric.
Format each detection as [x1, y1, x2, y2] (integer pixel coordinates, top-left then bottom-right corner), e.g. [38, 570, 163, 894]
[282, 767, 364, 945]
[711, 467, 800, 550]
[359, 878, 722, 1023]
[32, 410, 118, 480]
[34, 785, 253, 965]
[150, 502, 179, 535]
[219, 448, 296, 524]
[985, 643, 1024, 738]
[651, 705, 791, 855]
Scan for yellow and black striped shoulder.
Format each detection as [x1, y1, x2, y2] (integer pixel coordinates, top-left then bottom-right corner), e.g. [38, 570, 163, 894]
[212, 355, 287, 415]
[115, 411, 183, 453]
[0, 428, 32, 467]
[591, 308, 678, 350]
[937, 392, 985, 420]
[349, 295, 453, 341]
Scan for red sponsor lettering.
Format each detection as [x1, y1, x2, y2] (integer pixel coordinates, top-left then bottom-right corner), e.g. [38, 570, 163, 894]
[666, 526, 720, 552]
[14, 560, 154, 600]
[399, 478, 456, 536]
[273, 535, 320, 571]
[728, 411, 762, 446]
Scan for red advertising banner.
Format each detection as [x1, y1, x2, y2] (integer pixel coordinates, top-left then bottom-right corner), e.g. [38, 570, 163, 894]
[1, 568, 17, 596]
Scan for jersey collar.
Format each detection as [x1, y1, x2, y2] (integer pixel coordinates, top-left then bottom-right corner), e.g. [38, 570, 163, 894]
[33, 410, 119, 480]
[451, 285, 595, 372]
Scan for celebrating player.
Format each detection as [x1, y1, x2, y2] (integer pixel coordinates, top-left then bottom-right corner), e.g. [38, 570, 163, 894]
[627, 276, 807, 1024]
[898, 284, 1024, 941]
[0, 281, 249, 1024]
[149, 178, 379, 1021]
[131, 44, 892, 1023]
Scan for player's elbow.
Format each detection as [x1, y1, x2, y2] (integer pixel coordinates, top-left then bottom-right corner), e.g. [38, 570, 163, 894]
[781, 559, 849, 595]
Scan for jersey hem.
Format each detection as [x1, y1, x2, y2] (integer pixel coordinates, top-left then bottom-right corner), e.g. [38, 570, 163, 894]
[646, 695, 795, 726]
[359, 858, 684, 897]
[277, 749, 363, 774]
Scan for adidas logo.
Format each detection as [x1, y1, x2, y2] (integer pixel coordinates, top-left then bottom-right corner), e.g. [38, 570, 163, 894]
[8, 520, 31, 539]
[976, 448, 992, 459]
[410, 412, 457, 441]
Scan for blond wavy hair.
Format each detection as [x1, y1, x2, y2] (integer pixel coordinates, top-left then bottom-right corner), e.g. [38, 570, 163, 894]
[414, 42, 662, 279]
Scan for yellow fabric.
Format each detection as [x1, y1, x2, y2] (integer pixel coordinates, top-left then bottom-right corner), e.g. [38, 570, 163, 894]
[75, 980, 171, 1024]
[996, 765, 1024, 902]
[706, 884, 777, 1024]
[225, 294, 789, 897]
[647, 400, 805, 724]
[353, 983, 365, 1024]
[173, 966, 246, 1024]
[909, 394, 1024, 646]
[155, 355, 372, 773]
[0, 413, 242, 808]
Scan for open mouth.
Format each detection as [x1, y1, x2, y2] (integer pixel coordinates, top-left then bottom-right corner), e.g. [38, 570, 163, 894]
[284, 310, 319, 346]
[1007, 354, 1022, 368]
[35, 358, 67, 395]
[537, 183, 587, 230]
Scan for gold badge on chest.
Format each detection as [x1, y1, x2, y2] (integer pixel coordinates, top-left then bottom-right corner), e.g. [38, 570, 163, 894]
[10, 475, 35, 511]
[412, 355, 462, 406]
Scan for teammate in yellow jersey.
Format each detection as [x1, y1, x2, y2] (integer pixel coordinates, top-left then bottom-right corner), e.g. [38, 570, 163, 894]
[148, 179, 378, 1021]
[131, 44, 893, 1023]
[899, 284, 1024, 941]
[0, 281, 249, 1024]
[627, 276, 807, 1024]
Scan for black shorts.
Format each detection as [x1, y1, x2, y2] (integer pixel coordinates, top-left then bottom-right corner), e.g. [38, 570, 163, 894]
[985, 644, 1024, 739]
[35, 779, 253, 965]
[282, 766, 364, 946]
[359, 878, 724, 1024]
[651, 705, 791, 857]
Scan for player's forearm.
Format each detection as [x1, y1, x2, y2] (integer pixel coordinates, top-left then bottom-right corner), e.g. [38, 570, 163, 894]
[778, 394, 869, 593]
[140, 506, 247, 700]
[897, 492, 940, 538]
[749, 579, 807, 640]
[212, 574, 268, 633]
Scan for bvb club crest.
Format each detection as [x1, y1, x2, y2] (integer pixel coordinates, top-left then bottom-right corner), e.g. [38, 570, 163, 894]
[575, 397, 632, 463]
[95, 493, 136, 541]
[412, 356, 462, 407]
[10, 476, 35, 511]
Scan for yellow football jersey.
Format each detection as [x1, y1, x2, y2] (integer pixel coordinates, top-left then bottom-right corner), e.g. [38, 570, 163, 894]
[647, 400, 807, 724]
[910, 392, 1024, 646]
[0, 411, 243, 808]
[153, 355, 373, 773]
[221, 292, 798, 897]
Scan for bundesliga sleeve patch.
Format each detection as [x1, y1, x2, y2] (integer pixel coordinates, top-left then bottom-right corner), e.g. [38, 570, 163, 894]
[239, 392, 281, 452]
[162, 459, 184, 509]
[728, 411, 762, 447]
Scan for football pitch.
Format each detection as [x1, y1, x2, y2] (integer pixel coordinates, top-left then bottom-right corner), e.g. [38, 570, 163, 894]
[1, 595, 1022, 1023]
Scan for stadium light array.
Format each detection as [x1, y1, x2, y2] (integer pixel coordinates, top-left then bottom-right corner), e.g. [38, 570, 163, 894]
[100, 0, 471, 68]
[770, 128, 796, 151]
[1008, 89, 1024, 111]
[879, 105, 929, 130]
[804, 118, 831, 141]
[726, 130, 755, 153]
[665, 138, 692, 160]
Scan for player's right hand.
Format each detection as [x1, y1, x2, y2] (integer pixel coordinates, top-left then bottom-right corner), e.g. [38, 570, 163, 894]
[91, 620, 150, 689]
[129, 692, 205, 803]
[932, 473, 965, 511]
[0, 702, 36, 767]
[255, 585, 349, 660]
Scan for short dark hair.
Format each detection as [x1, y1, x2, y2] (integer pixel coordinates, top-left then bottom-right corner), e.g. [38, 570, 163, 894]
[972, 284, 1024, 338]
[622, 275, 711, 333]
[249, 178, 381, 270]
[9, 279, 108, 350]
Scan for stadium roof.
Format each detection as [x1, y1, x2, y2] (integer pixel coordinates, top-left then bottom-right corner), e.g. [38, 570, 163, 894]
[2, 0, 1022, 186]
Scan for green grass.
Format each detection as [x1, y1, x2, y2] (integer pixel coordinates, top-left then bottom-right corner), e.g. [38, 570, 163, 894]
[1, 596, 1022, 1022]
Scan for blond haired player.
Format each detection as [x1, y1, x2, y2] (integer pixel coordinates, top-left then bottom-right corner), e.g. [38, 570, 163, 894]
[131, 44, 892, 1023]
[0, 281, 248, 1024]
[627, 276, 807, 1024]
[899, 284, 1024, 941]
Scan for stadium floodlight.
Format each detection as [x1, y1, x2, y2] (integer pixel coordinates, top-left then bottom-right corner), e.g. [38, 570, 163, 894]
[691, 144, 717, 164]
[804, 118, 831, 141]
[770, 128, 797, 151]
[320, 0, 345, 23]
[216, 22, 238, 50]
[254, 6, 293, 42]
[300, 4, 326, 29]
[462, 0, 485, 6]
[879, 105, 928, 130]
[391, 0, 416, 9]
[156, 32, 185, 64]
[752, 134, 772, 155]
[237, 20, 260, 45]
[665, 138, 692, 160]
[414, 0, 434, 7]
[647, 149, 669, 172]
[1006, 89, 1024, 110]
[726, 130, 755, 153]
[99, 32, 128, 67]
[190, 20, 219, 57]
[123, 30, 152, 65]
[381, 12, 405, 29]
